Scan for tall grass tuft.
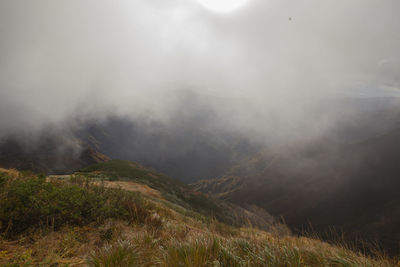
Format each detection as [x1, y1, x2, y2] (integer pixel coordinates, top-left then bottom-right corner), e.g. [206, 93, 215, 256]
[87, 240, 138, 267]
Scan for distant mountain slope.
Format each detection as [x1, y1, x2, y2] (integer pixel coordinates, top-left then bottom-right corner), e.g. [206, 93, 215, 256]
[75, 97, 400, 183]
[0, 135, 109, 174]
[1, 96, 399, 181]
[194, 128, 400, 254]
[0, 115, 257, 181]
[75, 116, 258, 183]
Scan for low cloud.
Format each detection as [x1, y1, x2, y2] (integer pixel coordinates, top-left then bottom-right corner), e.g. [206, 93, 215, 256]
[0, 0, 399, 143]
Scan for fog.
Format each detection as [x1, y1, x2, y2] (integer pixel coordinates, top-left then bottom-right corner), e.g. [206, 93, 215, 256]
[1, 0, 400, 142]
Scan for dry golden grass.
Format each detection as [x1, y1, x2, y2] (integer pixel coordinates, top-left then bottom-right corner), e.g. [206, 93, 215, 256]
[1, 202, 397, 266]
[95, 180, 163, 199]
[0, 169, 397, 266]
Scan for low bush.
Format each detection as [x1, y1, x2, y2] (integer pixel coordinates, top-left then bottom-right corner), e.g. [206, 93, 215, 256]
[0, 172, 7, 186]
[0, 174, 160, 236]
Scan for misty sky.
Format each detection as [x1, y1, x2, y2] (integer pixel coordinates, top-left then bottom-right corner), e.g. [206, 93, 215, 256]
[0, 0, 399, 140]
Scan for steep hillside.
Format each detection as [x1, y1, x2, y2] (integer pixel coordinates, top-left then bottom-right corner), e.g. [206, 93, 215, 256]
[0, 168, 395, 266]
[77, 160, 278, 230]
[194, 128, 400, 254]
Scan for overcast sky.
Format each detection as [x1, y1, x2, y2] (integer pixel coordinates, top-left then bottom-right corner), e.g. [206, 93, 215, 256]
[0, 0, 399, 139]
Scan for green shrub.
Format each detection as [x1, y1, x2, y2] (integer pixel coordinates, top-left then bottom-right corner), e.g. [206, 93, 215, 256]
[0, 175, 158, 236]
[0, 172, 7, 187]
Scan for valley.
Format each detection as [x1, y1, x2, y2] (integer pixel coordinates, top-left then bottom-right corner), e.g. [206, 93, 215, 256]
[1, 0, 400, 265]
[194, 127, 400, 255]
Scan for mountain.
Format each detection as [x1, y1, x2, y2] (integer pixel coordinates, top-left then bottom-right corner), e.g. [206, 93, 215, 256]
[0, 164, 394, 266]
[0, 92, 260, 181]
[0, 115, 258, 182]
[194, 128, 400, 254]
[1, 96, 400, 182]
[0, 134, 109, 174]
[75, 116, 258, 183]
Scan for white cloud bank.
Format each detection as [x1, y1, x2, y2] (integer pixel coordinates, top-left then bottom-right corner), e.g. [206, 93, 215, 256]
[0, 0, 399, 140]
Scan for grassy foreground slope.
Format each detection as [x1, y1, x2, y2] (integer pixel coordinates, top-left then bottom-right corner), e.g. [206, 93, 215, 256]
[0, 166, 396, 266]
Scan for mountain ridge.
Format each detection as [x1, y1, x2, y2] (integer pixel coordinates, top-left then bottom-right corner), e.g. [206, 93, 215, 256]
[194, 127, 400, 254]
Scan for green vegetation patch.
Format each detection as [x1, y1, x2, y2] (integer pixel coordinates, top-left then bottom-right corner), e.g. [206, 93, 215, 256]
[80, 160, 187, 193]
[0, 174, 161, 236]
[79, 160, 247, 227]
